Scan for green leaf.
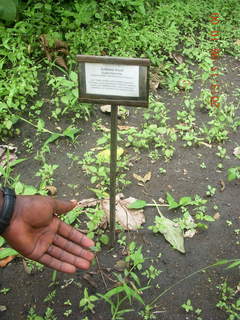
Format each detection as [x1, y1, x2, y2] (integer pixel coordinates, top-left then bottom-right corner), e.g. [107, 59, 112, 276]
[226, 260, 240, 269]
[149, 214, 185, 253]
[0, 0, 17, 21]
[166, 193, 179, 209]
[128, 200, 147, 209]
[179, 197, 192, 206]
[0, 236, 5, 247]
[43, 133, 62, 148]
[0, 248, 18, 259]
[22, 185, 38, 195]
[227, 167, 240, 181]
[99, 234, 109, 245]
[63, 126, 80, 141]
[37, 119, 45, 131]
[214, 259, 230, 266]
[103, 286, 124, 299]
[97, 148, 124, 162]
[14, 181, 24, 194]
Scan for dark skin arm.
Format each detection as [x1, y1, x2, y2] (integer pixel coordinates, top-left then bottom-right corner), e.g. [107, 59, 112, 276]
[0, 192, 95, 273]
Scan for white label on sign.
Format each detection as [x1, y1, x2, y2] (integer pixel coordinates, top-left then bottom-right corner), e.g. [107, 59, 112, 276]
[85, 63, 139, 97]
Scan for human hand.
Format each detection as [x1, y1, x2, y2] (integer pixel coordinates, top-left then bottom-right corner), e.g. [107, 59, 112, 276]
[2, 195, 95, 273]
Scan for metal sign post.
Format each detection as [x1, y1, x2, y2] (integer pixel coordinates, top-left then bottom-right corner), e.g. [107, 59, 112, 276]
[109, 105, 118, 245]
[77, 55, 150, 246]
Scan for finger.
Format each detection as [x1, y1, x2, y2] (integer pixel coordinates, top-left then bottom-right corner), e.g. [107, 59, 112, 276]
[38, 253, 77, 273]
[47, 244, 91, 270]
[58, 221, 95, 248]
[53, 198, 77, 215]
[53, 234, 95, 261]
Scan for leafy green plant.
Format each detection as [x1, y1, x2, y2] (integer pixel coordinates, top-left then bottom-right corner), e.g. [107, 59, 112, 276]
[142, 265, 162, 285]
[216, 280, 240, 319]
[79, 288, 98, 313]
[227, 167, 240, 181]
[206, 185, 216, 197]
[181, 299, 193, 312]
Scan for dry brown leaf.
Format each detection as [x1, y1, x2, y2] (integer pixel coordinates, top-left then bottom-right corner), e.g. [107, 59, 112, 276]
[133, 173, 145, 183]
[143, 171, 152, 183]
[213, 212, 220, 220]
[171, 52, 184, 64]
[158, 197, 165, 204]
[45, 186, 57, 196]
[0, 254, 15, 268]
[235, 39, 240, 46]
[100, 105, 111, 113]
[55, 39, 68, 49]
[78, 198, 99, 208]
[184, 229, 197, 238]
[233, 146, 240, 157]
[55, 56, 68, 70]
[100, 194, 145, 230]
[83, 273, 97, 288]
[118, 125, 136, 130]
[114, 260, 129, 271]
[99, 125, 110, 132]
[219, 180, 225, 192]
[0, 306, 7, 312]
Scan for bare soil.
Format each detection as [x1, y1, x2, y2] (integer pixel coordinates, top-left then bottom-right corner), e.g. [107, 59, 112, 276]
[0, 55, 239, 320]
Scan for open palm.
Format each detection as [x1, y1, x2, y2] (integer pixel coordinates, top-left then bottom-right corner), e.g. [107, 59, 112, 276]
[2, 195, 95, 273]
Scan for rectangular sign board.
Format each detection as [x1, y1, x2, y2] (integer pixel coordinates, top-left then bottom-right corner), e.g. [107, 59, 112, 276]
[77, 55, 150, 107]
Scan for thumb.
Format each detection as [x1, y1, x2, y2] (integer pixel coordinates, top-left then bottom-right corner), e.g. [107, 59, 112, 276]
[53, 198, 77, 215]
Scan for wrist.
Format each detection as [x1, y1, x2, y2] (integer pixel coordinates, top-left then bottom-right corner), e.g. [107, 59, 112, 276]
[0, 190, 3, 209]
[0, 188, 16, 236]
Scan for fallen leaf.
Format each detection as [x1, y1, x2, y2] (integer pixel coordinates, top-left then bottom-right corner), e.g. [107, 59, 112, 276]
[45, 185, 57, 196]
[97, 147, 124, 162]
[143, 171, 152, 183]
[133, 171, 151, 184]
[78, 198, 99, 208]
[158, 197, 165, 204]
[55, 39, 68, 49]
[234, 39, 240, 46]
[0, 248, 17, 267]
[114, 260, 129, 271]
[150, 211, 185, 253]
[233, 146, 240, 158]
[0, 306, 7, 312]
[118, 125, 136, 131]
[55, 56, 68, 70]
[99, 125, 110, 132]
[101, 194, 145, 230]
[133, 173, 145, 183]
[213, 212, 220, 220]
[184, 229, 197, 238]
[172, 53, 183, 64]
[40, 34, 68, 69]
[219, 180, 225, 192]
[100, 105, 111, 113]
[83, 273, 97, 288]
[199, 142, 212, 148]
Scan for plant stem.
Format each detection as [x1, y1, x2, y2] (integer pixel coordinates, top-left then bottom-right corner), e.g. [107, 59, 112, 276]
[149, 259, 238, 307]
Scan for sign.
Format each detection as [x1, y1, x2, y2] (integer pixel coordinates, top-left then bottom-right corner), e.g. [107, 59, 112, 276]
[76, 55, 150, 246]
[77, 55, 150, 107]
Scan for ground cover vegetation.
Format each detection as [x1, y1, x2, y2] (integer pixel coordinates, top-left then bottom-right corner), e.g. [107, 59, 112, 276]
[0, 0, 239, 319]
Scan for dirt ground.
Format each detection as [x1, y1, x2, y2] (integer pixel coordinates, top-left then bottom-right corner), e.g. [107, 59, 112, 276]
[0, 55, 239, 319]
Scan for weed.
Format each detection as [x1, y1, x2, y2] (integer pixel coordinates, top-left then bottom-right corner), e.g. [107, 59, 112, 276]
[79, 288, 98, 313]
[216, 280, 240, 319]
[206, 185, 216, 197]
